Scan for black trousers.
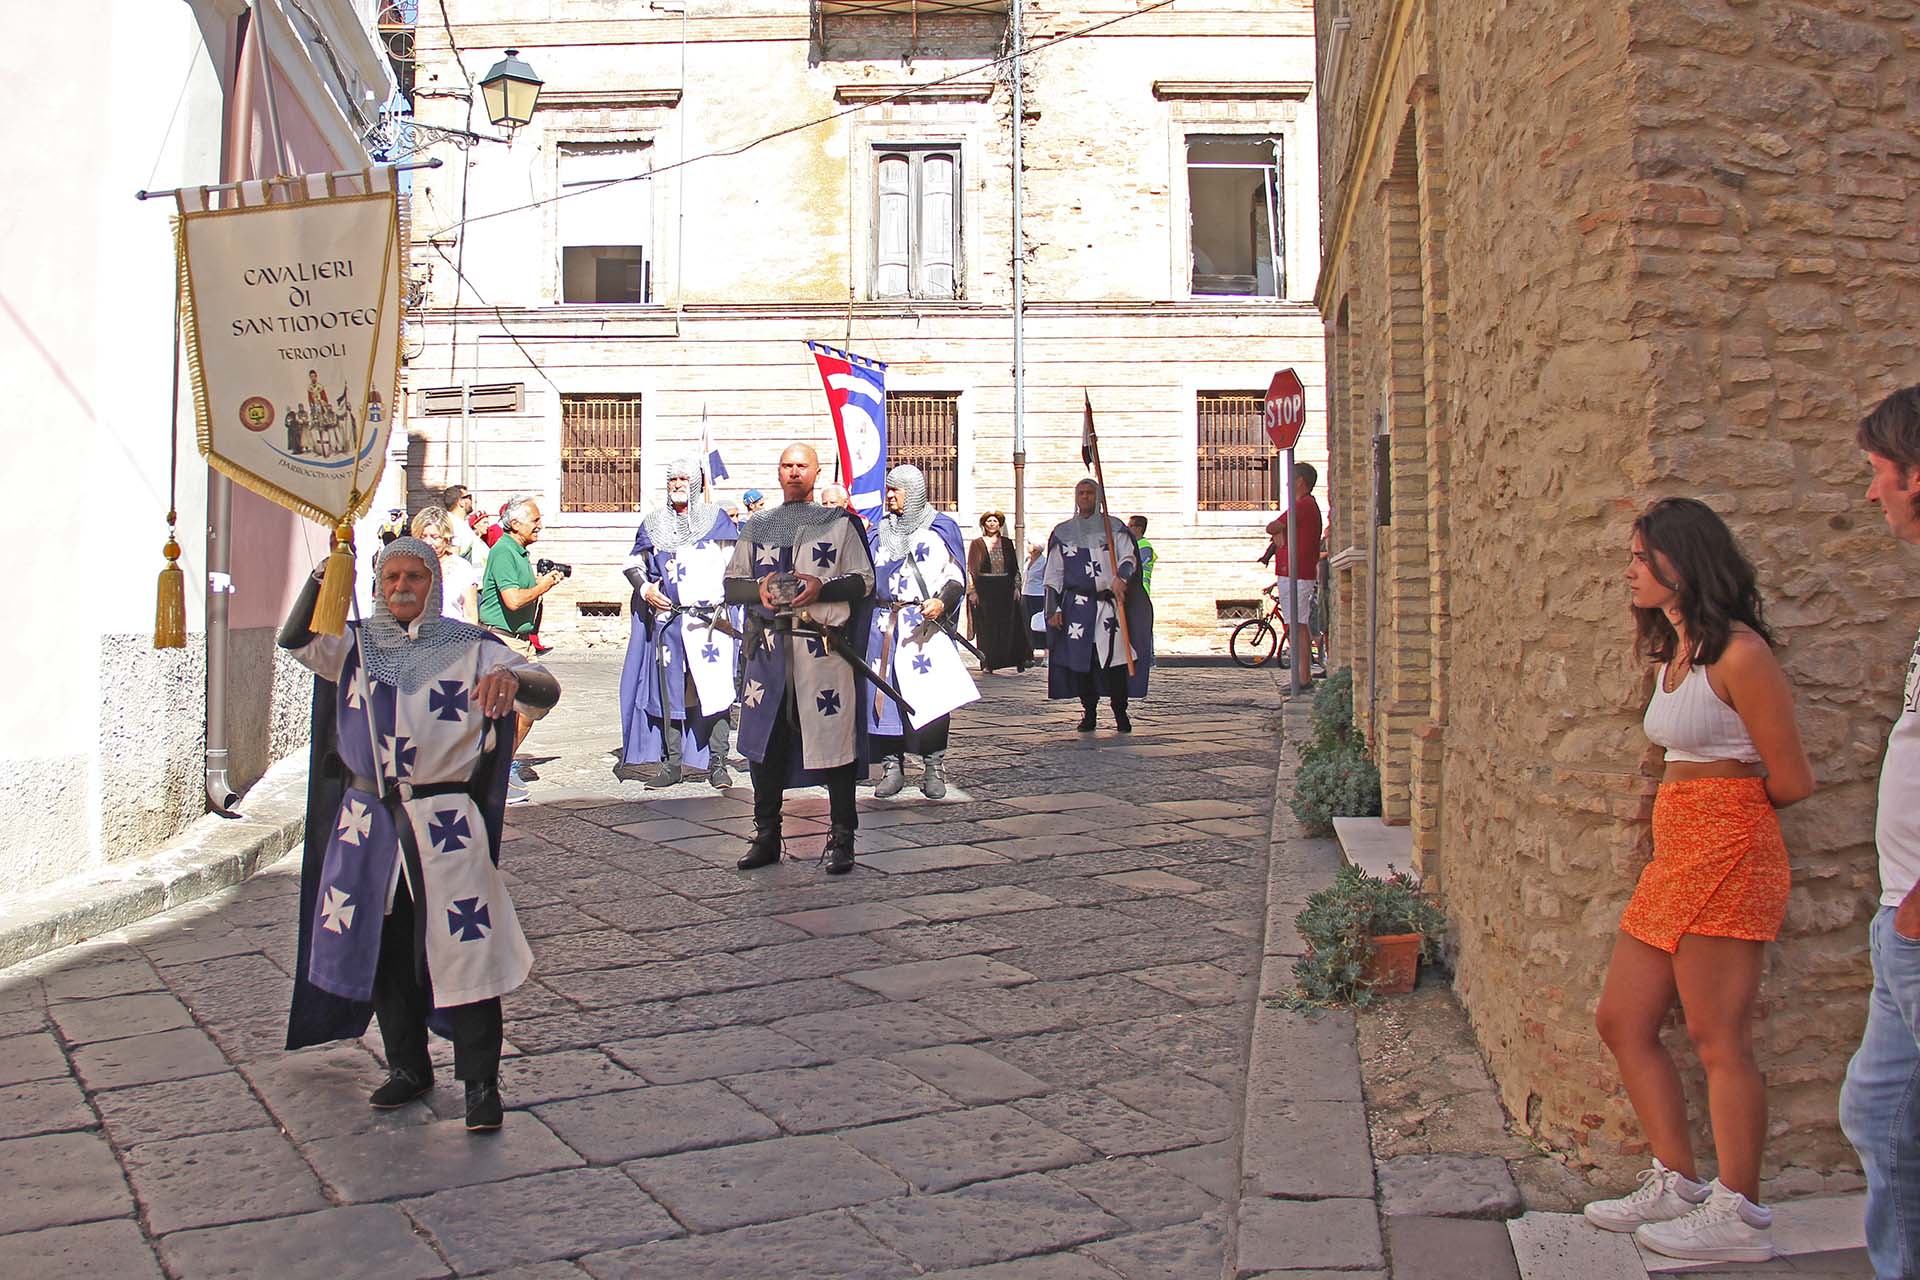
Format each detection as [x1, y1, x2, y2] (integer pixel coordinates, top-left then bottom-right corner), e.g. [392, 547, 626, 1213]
[750, 687, 857, 831]
[871, 712, 950, 760]
[372, 879, 503, 1082]
[1075, 666, 1129, 713]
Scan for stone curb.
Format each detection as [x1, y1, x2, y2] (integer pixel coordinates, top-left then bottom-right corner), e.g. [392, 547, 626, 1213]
[0, 753, 309, 970]
[1224, 698, 1388, 1280]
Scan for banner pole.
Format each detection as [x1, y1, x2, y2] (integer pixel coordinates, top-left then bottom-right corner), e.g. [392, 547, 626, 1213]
[136, 159, 443, 203]
[249, 0, 292, 180]
[1083, 393, 1135, 677]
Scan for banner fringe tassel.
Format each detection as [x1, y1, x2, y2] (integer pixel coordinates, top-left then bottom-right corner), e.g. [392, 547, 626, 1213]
[312, 523, 355, 636]
[154, 537, 187, 649]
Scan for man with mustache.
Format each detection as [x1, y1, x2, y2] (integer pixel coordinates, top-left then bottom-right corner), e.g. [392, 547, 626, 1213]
[279, 537, 560, 1132]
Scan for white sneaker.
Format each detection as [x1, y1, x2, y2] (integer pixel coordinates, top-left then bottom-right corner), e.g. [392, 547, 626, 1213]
[1633, 1180, 1774, 1263]
[1582, 1160, 1708, 1232]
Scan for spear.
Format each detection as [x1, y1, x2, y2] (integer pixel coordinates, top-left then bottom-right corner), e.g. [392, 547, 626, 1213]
[1081, 392, 1136, 677]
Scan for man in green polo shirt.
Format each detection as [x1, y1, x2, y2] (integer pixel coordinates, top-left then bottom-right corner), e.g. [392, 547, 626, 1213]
[480, 496, 566, 801]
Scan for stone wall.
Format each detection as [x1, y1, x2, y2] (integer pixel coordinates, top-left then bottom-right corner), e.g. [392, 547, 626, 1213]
[1317, 0, 1920, 1183]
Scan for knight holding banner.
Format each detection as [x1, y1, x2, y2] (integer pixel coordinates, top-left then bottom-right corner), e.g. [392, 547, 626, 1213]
[724, 444, 878, 874]
[1047, 478, 1154, 732]
[864, 464, 978, 798]
[618, 457, 741, 789]
[279, 537, 560, 1132]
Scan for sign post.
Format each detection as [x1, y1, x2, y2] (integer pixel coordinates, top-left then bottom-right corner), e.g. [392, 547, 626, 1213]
[1264, 369, 1308, 695]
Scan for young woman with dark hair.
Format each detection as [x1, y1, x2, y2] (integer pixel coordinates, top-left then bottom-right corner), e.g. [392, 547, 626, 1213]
[1584, 496, 1813, 1264]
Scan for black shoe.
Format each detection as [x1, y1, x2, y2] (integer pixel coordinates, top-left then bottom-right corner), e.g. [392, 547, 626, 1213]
[369, 1067, 431, 1109]
[464, 1078, 503, 1132]
[1076, 711, 1096, 732]
[824, 825, 857, 875]
[1114, 708, 1132, 733]
[737, 827, 781, 870]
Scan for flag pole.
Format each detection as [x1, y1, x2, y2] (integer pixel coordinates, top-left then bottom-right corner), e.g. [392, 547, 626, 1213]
[1082, 393, 1136, 677]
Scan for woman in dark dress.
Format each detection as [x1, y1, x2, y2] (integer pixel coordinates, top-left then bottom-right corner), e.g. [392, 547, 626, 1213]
[966, 512, 1027, 674]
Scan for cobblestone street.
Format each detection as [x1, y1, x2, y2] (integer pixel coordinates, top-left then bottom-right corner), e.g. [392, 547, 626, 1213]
[0, 657, 1290, 1277]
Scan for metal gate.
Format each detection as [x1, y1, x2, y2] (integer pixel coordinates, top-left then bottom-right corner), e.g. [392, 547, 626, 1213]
[560, 394, 644, 512]
[887, 392, 960, 510]
[1196, 391, 1278, 510]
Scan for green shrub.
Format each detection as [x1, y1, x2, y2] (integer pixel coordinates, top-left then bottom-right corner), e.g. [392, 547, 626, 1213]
[1289, 738, 1382, 835]
[1307, 667, 1358, 754]
[1289, 864, 1446, 1007]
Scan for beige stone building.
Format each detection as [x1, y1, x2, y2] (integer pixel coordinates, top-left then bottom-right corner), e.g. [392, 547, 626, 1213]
[1316, 0, 1920, 1180]
[397, 0, 1326, 645]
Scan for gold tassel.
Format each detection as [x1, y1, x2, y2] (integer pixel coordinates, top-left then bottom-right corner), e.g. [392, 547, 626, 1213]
[312, 521, 355, 636]
[154, 536, 187, 649]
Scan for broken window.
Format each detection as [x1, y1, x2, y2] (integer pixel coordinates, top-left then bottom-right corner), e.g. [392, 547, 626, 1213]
[558, 141, 652, 304]
[1187, 135, 1283, 298]
[873, 147, 961, 300]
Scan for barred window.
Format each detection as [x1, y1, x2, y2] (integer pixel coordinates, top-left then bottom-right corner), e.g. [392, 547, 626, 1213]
[886, 391, 960, 510]
[559, 394, 643, 512]
[1197, 391, 1280, 511]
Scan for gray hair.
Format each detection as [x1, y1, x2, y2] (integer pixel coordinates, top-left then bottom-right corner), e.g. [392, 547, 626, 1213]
[502, 495, 540, 533]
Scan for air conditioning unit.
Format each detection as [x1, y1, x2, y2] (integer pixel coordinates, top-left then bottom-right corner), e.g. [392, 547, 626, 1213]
[416, 383, 526, 416]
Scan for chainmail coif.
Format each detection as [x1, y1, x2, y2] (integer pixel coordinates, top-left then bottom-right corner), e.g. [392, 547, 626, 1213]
[359, 536, 496, 694]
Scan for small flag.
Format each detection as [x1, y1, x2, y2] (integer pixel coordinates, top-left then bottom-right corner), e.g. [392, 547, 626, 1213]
[1081, 391, 1098, 470]
[698, 406, 729, 486]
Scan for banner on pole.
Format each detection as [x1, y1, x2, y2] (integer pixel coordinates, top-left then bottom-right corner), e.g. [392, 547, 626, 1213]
[175, 170, 405, 528]
[806, 340, 887, 524]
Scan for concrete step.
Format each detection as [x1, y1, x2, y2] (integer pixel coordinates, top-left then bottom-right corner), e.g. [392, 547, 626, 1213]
[1509, 1193, 1867, 1280]
[1331, 815, 1412, 879]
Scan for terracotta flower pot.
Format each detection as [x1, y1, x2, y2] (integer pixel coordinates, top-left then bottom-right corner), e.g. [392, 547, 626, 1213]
[1363, 932, 1423, 994]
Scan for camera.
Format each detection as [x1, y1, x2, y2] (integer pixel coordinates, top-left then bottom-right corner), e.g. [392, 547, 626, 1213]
[536, 558, 574, 579]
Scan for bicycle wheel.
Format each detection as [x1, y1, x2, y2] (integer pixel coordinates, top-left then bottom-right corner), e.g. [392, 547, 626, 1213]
[1230, 618, 1277, 668]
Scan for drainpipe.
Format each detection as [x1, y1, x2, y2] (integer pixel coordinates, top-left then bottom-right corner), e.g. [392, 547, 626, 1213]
[1008, 1, 1026, 553]
[205, 469, 239, 814]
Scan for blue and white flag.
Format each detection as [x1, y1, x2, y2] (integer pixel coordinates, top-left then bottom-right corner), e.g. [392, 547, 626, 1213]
[807, 340, 887, 525]
[699, 406, 729, 488]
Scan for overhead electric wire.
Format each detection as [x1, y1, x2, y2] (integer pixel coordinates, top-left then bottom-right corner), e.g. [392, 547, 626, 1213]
[421, 0, 1182, 241]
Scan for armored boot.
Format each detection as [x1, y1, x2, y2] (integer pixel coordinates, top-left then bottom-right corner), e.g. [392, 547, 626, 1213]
[706, 716, 733, 789]
[824, 824, 857, 875]
[873, 755, 907, 798]
[919, 752, 948, 800]
[645, 721, 684, 789]
[737, 823, 781, 870]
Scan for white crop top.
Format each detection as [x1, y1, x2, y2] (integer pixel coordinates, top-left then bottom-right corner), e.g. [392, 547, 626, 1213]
[1642, 663, 1760, 764]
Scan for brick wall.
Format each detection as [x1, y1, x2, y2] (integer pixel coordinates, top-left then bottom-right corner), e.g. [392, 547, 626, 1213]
[1318, 0, 1920, 1184]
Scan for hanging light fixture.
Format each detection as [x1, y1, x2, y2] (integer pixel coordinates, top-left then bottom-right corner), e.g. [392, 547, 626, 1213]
[479, 50, 543, 130]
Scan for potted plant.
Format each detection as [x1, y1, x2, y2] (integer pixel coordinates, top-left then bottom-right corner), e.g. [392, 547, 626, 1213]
[1290, 864, 1446, 1007]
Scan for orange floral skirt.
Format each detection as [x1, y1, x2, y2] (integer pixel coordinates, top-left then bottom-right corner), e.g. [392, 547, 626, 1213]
[1618, 777, 1790, 954]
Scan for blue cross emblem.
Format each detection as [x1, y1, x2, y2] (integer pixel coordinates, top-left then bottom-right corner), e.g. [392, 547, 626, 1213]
[1104, 615, 1119, 635]
[702, 641, 721, 662]
[447, 897, 491, 942]
[912, 654, 932, 674]
[428, 809, 471, 852]
[428, 680, 468, 722]
[811, 541, 837, 569]
[805, 635, 827, 658]
[816, 689, 841, 716]
[913, 544, 931, 562]
[384, 736, 416, 783]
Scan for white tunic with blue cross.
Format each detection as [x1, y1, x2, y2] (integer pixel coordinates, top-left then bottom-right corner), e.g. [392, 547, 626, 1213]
[864, 512, 980, 733]
[289, 625, 540, 1009]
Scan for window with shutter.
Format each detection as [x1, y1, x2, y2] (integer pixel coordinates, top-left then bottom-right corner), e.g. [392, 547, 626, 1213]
[1196, 391, 1279, 511]
[559, 142, 652, 304]
[870, 146, 962, 300]
[875, 154, 913, 300]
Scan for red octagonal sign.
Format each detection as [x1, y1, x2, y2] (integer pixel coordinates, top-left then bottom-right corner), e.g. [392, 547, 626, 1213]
[1263, 368, 1307, 451]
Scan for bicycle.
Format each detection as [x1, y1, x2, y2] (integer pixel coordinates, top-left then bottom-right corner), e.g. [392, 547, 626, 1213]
[1230, 584, 1322, 671]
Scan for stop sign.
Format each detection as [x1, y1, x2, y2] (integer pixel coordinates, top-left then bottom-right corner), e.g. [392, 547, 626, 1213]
[1263, 368, 1307, 451]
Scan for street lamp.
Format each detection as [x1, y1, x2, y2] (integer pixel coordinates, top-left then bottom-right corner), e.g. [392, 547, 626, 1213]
[479, 50, 544, 130]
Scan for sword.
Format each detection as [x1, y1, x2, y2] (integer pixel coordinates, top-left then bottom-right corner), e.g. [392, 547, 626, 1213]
[789, 609, 917, 718]
[660, 602, 741, 641]
[908, 608, 984, 662]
